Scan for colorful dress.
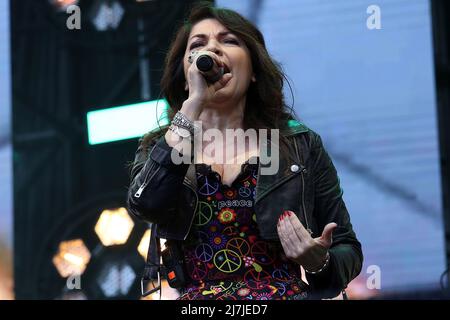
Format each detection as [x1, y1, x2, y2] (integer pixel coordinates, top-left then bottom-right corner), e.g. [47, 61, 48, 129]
[177, 158, 309, 300]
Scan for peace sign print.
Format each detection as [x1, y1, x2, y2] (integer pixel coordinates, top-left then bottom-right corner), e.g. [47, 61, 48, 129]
[213, 249, 242, 273]
[197, 175, 219, 196]
[239, 187, 252, 198]
[185, 256, 208, 281]
[223, 226, 238, 237]
[272, 268, 290, 281]
[251, 241, 275, 265]
[243, 269, 271, 289]
[195, 243, 214, 262]
[226, 237, 250, 257]
[274, 282, 287, 296]
[194, 201, 213, 226]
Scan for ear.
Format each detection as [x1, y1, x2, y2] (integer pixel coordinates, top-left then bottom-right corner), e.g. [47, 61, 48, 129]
[184, 82, 189, 91]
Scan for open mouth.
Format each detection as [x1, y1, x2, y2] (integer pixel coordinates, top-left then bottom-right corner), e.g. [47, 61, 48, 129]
[222, 63, 231, 74]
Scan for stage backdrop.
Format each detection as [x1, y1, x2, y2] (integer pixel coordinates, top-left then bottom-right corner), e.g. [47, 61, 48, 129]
[218, 0, 446, 297]
[0, 0, 13, 300]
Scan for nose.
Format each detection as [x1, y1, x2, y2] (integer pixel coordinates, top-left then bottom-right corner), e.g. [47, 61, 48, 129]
[204, 39, 222, 56]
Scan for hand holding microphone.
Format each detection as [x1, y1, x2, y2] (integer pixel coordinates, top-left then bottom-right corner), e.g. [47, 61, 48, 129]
[188, 50, 230, 83]
[166, 51, 232, 148]
[178, 50, 233, 125]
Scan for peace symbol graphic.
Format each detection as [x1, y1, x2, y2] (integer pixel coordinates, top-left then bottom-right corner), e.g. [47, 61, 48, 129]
[239, 187, 252, 198]
[194, 201, 213, 226]
[226, 237, 250, 257]
[243, 269, 271, 289]
[195, 243, 214, 262]
[197, 176, 219, 196]
[185, 256, 208, 281]
[274, 282, 287, 296]
[223, 226, 238, 236]
[251, 241, 275, 265]
[272, 268, 290, 281]
[213, 249, 242, 273]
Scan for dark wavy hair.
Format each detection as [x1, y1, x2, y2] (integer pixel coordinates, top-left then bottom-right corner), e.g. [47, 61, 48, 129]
[141, 2, 297, 158]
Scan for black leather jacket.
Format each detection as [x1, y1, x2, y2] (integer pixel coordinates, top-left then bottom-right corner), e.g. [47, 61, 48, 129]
[127, 122, 363, 298]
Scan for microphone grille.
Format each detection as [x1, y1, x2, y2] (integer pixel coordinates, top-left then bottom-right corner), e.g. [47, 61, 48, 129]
[196, 55, 214, 72]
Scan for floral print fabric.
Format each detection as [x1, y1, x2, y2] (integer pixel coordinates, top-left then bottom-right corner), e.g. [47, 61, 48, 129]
[177, 159, 309, 300]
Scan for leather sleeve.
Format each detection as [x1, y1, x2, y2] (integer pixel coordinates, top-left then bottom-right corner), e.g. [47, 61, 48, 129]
[126, 134, 190, 224]
[305, 132, 364, 299]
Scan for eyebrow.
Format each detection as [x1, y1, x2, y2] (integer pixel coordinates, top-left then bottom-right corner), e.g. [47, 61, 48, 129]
[189, 31, 235, 41]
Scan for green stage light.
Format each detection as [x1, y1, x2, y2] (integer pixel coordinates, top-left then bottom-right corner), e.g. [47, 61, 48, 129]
[86, 99, 169, 145]
[288, 119, 301, 127]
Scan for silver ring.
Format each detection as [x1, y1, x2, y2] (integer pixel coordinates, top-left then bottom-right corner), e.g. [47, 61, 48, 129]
[188, 50, 198, 64]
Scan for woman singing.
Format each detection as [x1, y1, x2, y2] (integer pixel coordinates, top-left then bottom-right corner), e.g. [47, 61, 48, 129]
[127, 3, 362, 300]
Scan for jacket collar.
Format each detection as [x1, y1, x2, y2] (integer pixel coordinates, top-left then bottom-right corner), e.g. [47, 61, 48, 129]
[255, 121, 308, 203]
[285, 119, 310, 137]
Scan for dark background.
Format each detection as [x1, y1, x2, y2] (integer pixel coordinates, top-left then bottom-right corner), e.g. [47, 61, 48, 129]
[12, 0, 206, 299]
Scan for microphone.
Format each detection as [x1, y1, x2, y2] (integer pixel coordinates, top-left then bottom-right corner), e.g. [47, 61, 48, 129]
[196, 54, 224, 83]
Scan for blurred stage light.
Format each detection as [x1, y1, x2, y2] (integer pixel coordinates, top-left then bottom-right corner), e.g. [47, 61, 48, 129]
[137, 229, 167, 260]
[90, 0, 124, 31]
[98, 263, 136, 297]
[39, 195, 146, 299]
[137, 229, 151, 259]
[95, 207, 134, 246]
[49, 0, 79, 11]
[160, 238, 167, 252]
[52, 239, 91, 277]
[86, 99, 170, 145]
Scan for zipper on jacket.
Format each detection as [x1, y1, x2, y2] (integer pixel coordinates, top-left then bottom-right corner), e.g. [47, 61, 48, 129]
[301, 167, 312, 235]
[134, 162, 159, 198]
[182, 177, 198, 240]
[134, 144, 159, 198]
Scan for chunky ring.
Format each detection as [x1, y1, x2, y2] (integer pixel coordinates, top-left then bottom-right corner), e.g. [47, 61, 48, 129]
[188, 50, 198, 64]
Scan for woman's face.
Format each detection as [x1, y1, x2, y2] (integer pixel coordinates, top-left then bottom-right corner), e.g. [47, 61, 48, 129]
[183, 18, 254, 104]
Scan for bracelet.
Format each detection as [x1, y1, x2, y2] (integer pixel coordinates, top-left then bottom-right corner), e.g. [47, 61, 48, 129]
[304, 251, 330, 274]
[168, 124, 192, 139]
[172, 111, 199, 135]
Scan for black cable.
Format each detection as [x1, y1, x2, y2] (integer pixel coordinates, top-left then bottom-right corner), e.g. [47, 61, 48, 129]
[440, 266, 449, 296]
